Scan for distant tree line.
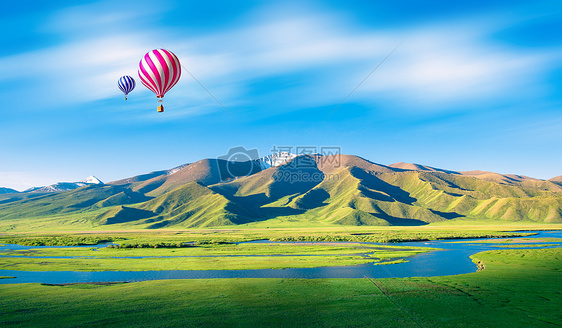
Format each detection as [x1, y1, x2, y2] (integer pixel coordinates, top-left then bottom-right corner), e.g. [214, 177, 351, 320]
[0, 236, 122, 246]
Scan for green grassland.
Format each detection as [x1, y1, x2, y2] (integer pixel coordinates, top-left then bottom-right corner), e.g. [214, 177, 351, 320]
[0, 225, 555, 273]
[489, 243, 559, 247]
[0, 242, 430, 271]
[0, 223, 549, 245]
[451, 237, 562, 243]
[0, 225, 551, 274]
[447, 236, 562, 247]
[0, 247, 559, 327]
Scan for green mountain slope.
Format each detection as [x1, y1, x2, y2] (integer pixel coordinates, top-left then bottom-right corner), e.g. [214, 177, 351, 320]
[0, 185, 147, 221]
[0, 155, 560, 231]
[209, 158, 323, 220]
[378, 171, 562, 223]
[285, 157, 444, 226]
[0, 187, 19, 194]
[133, 182, 255, 228]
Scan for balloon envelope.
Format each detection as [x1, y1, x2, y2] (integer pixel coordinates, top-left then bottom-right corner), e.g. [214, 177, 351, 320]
[138, 49, 181, 98]
[118, 75, 135, 97]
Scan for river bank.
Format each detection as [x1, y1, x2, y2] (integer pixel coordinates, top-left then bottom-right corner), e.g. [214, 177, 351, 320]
[0, 230, 560, 284]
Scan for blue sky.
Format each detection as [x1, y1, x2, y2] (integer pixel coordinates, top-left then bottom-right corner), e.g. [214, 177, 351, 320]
[1, 0, 562, 190]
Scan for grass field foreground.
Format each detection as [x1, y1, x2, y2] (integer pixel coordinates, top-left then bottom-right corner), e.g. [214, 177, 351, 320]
[0, 247, 560, 327]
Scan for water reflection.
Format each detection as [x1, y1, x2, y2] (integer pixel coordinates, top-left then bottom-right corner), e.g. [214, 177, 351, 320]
[0, 230, 560, 284]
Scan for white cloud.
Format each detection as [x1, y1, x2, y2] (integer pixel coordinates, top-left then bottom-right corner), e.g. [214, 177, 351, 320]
[42, 0, 171, 36]
[164, 8, 560, 113]
[1, 1, 560, 118]
[170, 13, 394, 80]
[0, 35, 153, 105]
[356, 27, 555, 109]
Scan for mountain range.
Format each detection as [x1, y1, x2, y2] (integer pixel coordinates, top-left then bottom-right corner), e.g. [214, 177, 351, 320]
[0, 154, 561, 230]
[21, 176, 104, 193]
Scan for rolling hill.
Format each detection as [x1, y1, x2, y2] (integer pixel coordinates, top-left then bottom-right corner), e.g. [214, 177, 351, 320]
[0, 155, 560, 231]
[389, 162, 459, 175]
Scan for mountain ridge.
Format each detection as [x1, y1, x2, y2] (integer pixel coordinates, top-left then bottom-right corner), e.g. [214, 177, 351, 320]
[3, 159, 558, 193]
[389, 162, 460, 175]
[0, 155, 560, 230]
[19, 176, 103, 193]
[0, 187, 18, 194]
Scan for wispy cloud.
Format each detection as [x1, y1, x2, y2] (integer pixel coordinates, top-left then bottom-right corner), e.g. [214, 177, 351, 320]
[1, 1, 560, 118]
[357, 26, 556, 109]
[165, 5, 561, 114]
[0, 35, 153, 103]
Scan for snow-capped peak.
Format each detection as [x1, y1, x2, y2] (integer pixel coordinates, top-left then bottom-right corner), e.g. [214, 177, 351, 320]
[259, 152, 298, 169]
[166, 163, 190, 175]
[23, 176, 104, 193]
[80, 175, 103, 184]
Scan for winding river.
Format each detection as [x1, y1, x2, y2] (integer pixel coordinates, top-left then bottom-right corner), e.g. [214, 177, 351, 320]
[0, 230, 560, 284]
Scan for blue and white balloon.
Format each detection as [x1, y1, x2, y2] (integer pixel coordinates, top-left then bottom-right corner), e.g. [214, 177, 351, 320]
[118, 75, 136, 100]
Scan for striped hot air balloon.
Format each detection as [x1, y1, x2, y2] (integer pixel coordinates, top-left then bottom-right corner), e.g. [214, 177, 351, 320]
[138, 49, 181, 112]
[118, 75, 136, 100]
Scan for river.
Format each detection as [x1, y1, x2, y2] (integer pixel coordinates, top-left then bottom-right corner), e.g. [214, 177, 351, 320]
[0, 230, 560, 284]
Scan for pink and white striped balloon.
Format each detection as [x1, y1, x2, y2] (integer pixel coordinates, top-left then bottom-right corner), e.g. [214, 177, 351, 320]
[138, 49, 181, 98]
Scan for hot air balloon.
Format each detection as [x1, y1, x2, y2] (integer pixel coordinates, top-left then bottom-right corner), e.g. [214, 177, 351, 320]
[138, 49, 181, 112]
[118, 75, 136, 100]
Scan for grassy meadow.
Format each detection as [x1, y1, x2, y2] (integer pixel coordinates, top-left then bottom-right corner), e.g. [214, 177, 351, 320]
[0, 223, 555, 272]
[0, 221, 548, 245]
[0, 246, 560, 327]
[0, 224, 543, 272]
[0, 241, 430, 271]
[0, 224, 560, 327]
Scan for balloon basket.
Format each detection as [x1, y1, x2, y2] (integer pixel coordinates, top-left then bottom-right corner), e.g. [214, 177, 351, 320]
[157, 98, 164, 112]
